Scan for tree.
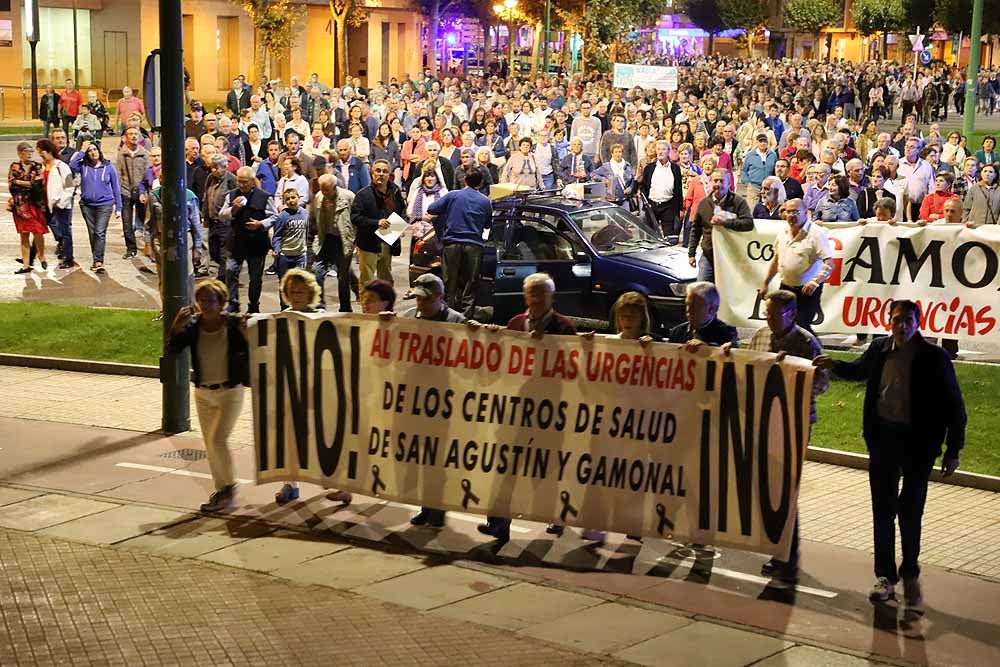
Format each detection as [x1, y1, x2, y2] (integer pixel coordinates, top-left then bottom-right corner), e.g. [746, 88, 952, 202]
[328, 0, 369, 86]
[681, 0, 726, 55]
[234, 0, 305, 82]
[784, 0, 843, 60]
[852, 0, 905, 60]
[580, 0, 670, 71]
[935, 0, 1000, 35]
[719, 0, 768, 56]
[419, 0, 465, 77]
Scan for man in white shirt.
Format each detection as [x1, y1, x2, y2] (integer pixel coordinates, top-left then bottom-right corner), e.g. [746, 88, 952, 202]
[897, 137, 936, 221]
[639, 140, 683, 238]
[760, 198, 834, 333]
[249, 95, 272, 140]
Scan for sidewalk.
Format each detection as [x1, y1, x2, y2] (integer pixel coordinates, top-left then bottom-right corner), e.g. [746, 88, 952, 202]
[1, 366, 999, 666]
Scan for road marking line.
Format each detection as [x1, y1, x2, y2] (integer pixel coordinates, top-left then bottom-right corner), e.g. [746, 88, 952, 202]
[115, 462, 254, 484]
[655, 551, 837, 598]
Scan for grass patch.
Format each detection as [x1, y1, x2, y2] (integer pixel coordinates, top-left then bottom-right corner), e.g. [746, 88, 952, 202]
[813, 351, 1000, 478]
[0, 303, 160, 366]
[0, 126, 42, 135]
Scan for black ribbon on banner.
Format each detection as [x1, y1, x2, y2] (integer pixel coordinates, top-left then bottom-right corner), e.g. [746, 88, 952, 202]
[371, 465, 386, 495]
[460, 478, 480, 509]
[559, 491, 578, 522]
[655, 503, 674, 536]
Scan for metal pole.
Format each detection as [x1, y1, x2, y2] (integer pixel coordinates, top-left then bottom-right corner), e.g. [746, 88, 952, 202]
[543, 0, 550, 75]
[159, 0, 191, 433]
[963, 0, 984, 136]
[508, 13, 515, 74]
[29, 43, 39, 120]
[72, 0, 79, 85]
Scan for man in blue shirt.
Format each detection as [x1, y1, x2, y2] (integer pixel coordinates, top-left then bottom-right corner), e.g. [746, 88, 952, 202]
[740, 134, 778, 206]
[425, 169, 493, 318]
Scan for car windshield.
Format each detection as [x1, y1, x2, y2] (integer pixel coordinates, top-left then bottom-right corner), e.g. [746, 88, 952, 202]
[570, 206, 665, 255]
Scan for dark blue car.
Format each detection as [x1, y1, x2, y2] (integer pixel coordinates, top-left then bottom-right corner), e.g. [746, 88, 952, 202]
[409, 194, 697, 334]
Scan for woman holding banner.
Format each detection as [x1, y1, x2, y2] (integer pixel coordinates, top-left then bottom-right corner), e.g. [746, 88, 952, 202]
[168, 279, 250, 514]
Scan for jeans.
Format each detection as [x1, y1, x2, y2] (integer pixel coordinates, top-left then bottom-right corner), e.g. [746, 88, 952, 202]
[120, 191, 144, 253]
[226, 255, 266, 313]
[442, 242, 482, 318]
[541, 172, 555, 189]
[868, 422, 936, 583]
[80, 204, 112, 264]
[207, 222, 231, 279]
[780, 282, 823, 333]
[61, 115, 76, 136]
[275, 253, 306, 308]
[49, 207, 74, 263]
[697, 253, 714, 282]
[314, 235, 354, 312]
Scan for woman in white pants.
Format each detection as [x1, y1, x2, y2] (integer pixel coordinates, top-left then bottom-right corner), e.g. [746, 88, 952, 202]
[168, 279, 249, 513]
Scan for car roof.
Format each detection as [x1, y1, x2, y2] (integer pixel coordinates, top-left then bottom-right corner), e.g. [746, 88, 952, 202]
[493, 196, 616, 215]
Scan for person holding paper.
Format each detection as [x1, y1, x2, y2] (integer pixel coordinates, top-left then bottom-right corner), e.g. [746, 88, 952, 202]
[351, 159, 405, 285]
[425, 169, 493, 318]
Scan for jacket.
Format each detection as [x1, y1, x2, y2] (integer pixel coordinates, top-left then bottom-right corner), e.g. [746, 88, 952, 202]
[203, 171, 237, 223]
[333, 156, 372, 193]
[639, 161, 684, 221]
[502, 152, 542, 190]
[167, 314, 250, 387]
[39, 92, 61, 123]
[351, 182, 406, 255]
[557, 152, 594, 185]
[219, 186, 278, 258]
[593, 160, 636, 202]
[310, 188, 356, 256]
[45, 159, 75, 211]
[69, 152, 122, 210]
[831, 333, 965, 459]
[740, 149, 778, 189]
[115, 145, 151, 196]
[962, 183, 1000, 225]
[688, 191, 754, 260]
[507, 310, 577, 335]
[667, 318, 739, 347]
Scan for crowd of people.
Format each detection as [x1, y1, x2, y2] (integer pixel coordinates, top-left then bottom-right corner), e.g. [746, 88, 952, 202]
[7, 57, 983, 610]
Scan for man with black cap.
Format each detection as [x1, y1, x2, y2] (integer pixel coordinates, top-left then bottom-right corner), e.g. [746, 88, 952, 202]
[402, 273, 465, 528]
[740, 133, 778, 206]
[185, 102, 206, 140]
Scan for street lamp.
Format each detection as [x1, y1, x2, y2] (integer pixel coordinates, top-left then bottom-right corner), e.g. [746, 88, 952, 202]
[26, 0, 40, 119]
[492, 0, 518, 75]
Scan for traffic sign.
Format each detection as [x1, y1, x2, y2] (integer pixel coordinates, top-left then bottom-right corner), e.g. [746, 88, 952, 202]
[919, 49, 932, 64]
[909, 30, 924, 52]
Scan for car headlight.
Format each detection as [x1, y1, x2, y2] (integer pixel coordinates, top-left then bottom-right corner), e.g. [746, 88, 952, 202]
[668, 282, 687, 297]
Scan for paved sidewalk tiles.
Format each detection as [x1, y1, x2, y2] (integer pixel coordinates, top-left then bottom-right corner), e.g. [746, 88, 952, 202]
[271, 545, 427, 589]
[119, 516, 277, 558]
[754, 645, 881, 666]
[196, 528, 351, 572]
[0, 493, 119, 531]
[0, 527, 613, 667]
[614, 620, 793, 667]
[356, 563, 513, 610]
[37, 504, 191, 544]
[432, 581, 603, 630]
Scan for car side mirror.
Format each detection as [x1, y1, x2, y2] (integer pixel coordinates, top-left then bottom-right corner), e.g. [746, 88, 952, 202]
[574, 251, 590, 263]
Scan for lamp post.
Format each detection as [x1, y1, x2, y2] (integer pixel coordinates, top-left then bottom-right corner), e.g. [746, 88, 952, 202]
[492, 0, 518, 74]
[26, 0, 40, 119]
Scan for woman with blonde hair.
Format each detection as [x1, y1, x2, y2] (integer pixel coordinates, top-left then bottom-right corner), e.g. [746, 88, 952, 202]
[167, 279, 250, 513]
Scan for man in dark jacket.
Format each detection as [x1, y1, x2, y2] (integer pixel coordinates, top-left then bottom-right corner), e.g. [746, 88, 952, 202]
[667, 281, 739, 347]
[478, 272, 576, 544]
[687, 168, 754, 282]
[814, 300, 965, 610]
[218, 167, 278, 313]
[351, 159, 405, 285]
[639, 140, 684, 239]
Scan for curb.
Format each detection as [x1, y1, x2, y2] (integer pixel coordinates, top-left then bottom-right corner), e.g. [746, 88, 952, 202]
[806, 446, 1000, 493]
[2, 353, 998, 493]
[0, 353, 159, 379]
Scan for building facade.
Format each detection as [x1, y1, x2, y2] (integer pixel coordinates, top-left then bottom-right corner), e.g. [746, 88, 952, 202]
[0, 0, 422, 103]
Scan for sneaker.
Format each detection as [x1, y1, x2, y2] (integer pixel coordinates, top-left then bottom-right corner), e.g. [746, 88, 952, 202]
[545, 523, 565, 536]
[326, 489, 352, 504]
[57, 261, 76, 270]
[200, 485, 236, 513]
[902, 577, 924, 610]
[274, 483, 300, 505]
[264, 265, 277, 275]
[123, 250, 137, 259]
[581, 528, 606, 545]
[477, 520, 510, 544]
[869, 577, 896, 602]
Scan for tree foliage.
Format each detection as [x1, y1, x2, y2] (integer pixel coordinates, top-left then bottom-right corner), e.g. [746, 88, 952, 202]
[719, 0, 767, 33]
[852, 0, 906, 36]
[784, 0, 843, 35]
[935, 0, 1000, 34]
[901, 0, 935, 31]
[234, 0, 305, 81]
[328, 0, 368, 86]
[682, 0, 726, 37]
[579, 0, 670, 71]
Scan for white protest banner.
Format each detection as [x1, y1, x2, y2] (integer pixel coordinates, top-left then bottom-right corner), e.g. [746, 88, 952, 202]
[249, 313, 815, 558]
[714, 221, 1000, 344]
[612, 63, 679, 91]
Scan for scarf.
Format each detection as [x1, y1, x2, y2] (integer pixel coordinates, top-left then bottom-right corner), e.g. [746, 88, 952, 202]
[412, 181, 442, 220]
